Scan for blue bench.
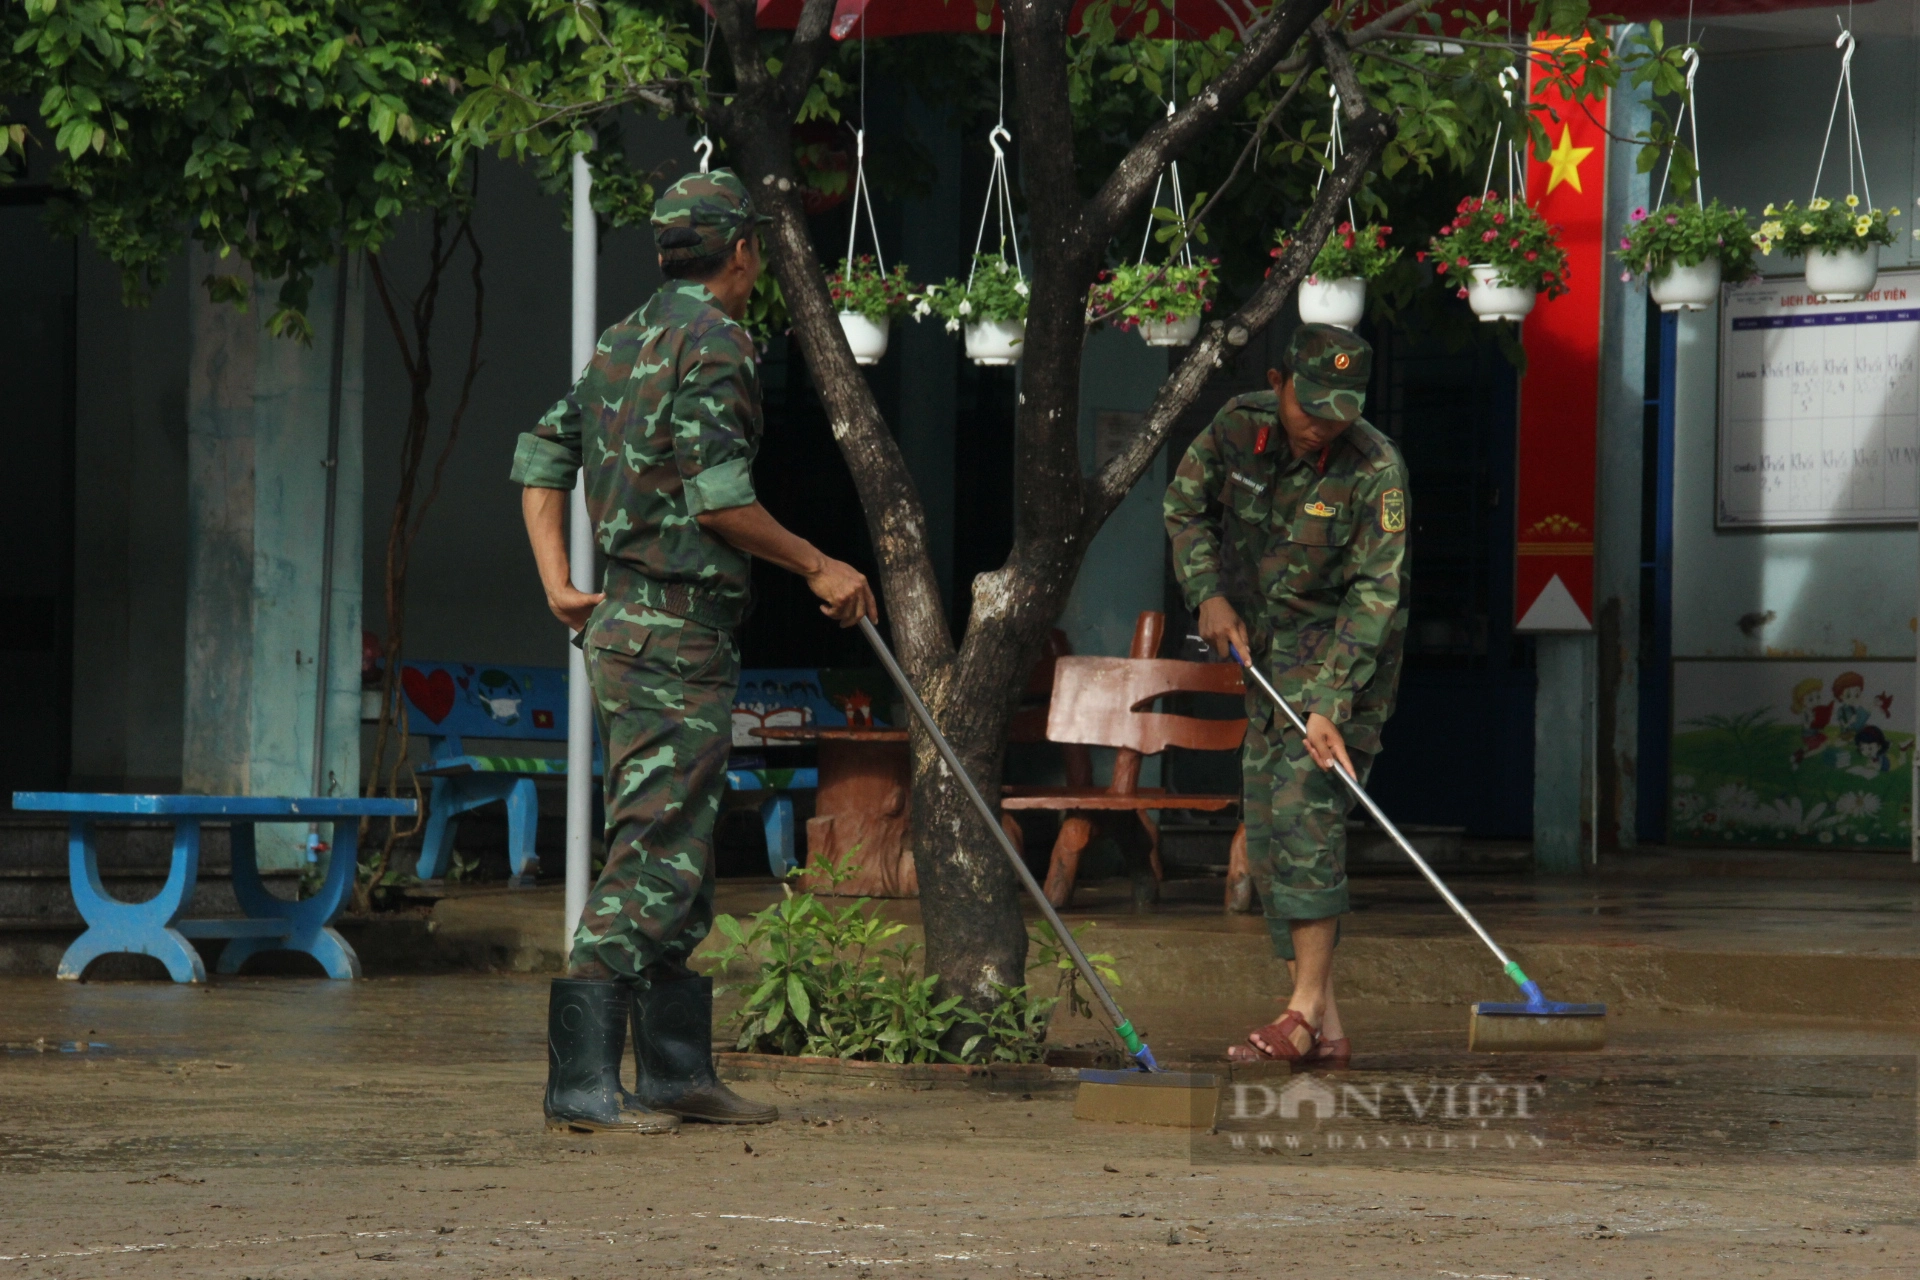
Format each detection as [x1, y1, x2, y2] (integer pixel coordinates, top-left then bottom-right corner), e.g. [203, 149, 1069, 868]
[12, 792, 417, 983]
[398, 661, 881, 882]
[399, 660, 576, 887]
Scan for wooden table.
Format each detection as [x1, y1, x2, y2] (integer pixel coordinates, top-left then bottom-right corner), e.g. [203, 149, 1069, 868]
[12, 793, 417, 983]
[752, 728, 916, 897]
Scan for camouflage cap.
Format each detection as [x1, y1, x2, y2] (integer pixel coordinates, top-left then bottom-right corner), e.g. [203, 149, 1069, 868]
[649, 168, 771, 263]
[1285, 323, 1372, 423]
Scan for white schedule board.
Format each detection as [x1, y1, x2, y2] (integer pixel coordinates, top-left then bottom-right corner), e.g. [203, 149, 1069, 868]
[1718, 270, 1920, 527]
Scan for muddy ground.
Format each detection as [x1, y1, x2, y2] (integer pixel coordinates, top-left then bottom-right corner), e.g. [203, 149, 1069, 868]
[2, 974, 1916, 1278]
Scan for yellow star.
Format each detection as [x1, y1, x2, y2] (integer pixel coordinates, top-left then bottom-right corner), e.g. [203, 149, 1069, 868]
[1545, 124, 1595, 195]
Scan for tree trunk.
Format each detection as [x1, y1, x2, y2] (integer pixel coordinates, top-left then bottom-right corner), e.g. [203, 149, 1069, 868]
[705, 0, 1394, 1019]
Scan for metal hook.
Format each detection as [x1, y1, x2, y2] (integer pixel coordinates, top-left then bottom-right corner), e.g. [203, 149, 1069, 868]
[1498, 64, 1519, 108]
[1835, 25, 1855, 69]
[988, 122, 1011, 161]
[693, 136, 713, 174]
[1682, 46, 1699, 94]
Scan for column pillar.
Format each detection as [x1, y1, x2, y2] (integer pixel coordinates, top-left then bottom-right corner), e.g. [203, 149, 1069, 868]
[183, 250, 365, 870]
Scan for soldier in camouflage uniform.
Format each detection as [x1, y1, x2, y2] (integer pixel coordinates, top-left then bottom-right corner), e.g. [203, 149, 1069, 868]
[514, 170, 877, 1133]
[1163, 323, 1408, 1067]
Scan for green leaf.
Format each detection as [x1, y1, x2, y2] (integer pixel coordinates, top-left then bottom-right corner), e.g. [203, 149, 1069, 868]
[787, 973, 811, 1027]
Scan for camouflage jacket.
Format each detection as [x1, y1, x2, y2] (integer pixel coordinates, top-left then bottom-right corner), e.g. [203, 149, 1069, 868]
[1164, 390, 1410, 741]
[511, 280, 762, 643]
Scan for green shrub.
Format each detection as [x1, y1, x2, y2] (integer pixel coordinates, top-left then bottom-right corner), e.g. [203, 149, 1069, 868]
[915, 253, 1030, 328]
[1617, 199, 1756, 281]
[1755, 195, 1899, 257]
[1086, 259, 1218, 328]
[828, 256, 918, 324]
[1426, 191, 1569, 298]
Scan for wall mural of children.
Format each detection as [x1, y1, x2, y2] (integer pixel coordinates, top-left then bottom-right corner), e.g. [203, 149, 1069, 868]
[1670, 660, 1914, 850]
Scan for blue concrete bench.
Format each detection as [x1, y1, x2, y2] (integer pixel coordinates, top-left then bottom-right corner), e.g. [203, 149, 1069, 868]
[12, 792, 417, 983]
[398, 661, 874, 882]
[398, 660, 577, 887]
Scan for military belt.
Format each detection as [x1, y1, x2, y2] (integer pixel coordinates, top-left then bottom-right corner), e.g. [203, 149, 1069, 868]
[603, 560, 747, 632]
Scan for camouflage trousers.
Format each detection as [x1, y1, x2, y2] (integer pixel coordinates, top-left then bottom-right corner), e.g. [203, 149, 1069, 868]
[1242, 705, 1376, 961]
[568, 614, 738, 982]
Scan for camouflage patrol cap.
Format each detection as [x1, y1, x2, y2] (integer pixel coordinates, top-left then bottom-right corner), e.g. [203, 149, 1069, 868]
[649, 168, 771, 263]
[1285, 323, 1372, 423]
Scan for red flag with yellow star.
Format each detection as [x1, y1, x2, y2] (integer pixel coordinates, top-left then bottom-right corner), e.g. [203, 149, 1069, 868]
[1512, 39, 1606, 632]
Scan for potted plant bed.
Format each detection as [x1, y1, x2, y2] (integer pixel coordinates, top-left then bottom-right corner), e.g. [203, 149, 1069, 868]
[1755, 195, 1899, 302]
[829, 256, 917, 365]
[918, 254, 1030, 366]
[1427, 191, 1569, 324]
[1086, 259, 1218, 347]
[1274, 220, 1400, 329]
[1617, 199, 1755, 312]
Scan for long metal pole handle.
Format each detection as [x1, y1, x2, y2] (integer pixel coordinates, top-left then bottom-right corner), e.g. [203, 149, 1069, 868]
[857, 619, 1148, 1059]
[1230, 646, 1518, 973]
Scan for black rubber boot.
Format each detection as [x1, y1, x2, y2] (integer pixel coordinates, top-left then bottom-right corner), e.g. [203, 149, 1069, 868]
[631, 973, 779, 1124]
[544, 978, 679, 1134]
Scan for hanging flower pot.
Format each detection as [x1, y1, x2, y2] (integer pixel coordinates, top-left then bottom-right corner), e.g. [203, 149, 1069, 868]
[918, 254, 1031, 366]
[1138, 315, 1202, 347]
[1428, 192, 1569, 324]
[1805, 246, 1880, 302]
[1085, 260, 1216, 349]
[1297, 276, 1367, 327]
[1648, 259, 1723, 312]
[1618, 201, 1752, 312]
[1754, 196, 1897, 302]
[963, 319, 1026, 365]
[1275, 221, 1399, 331]
[829, 256, 917, 366]
[838, 312, 890, 364]
[1466, 265, 1537, 323]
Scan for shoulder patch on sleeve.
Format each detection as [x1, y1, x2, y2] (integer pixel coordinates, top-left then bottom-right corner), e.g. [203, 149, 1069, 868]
[1379, 487, 1407, 533]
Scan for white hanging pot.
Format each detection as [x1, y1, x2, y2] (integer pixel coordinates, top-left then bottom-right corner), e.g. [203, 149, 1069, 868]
[1804, 245, 1878, 302]
[838, 311, 890, 365]
[1466, 264, 1537, 324]
[1297, 275, 1367, 328]
[1138, 314, 1201, 347]
[965, 318, 1025, 365]
[1648, 258, 1722, 312]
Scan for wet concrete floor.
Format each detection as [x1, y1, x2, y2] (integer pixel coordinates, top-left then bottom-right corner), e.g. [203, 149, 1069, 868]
[2, 973, 1916, 1277]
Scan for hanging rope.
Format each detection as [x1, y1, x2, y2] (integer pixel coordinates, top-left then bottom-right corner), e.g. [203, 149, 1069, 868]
[1480, 65, 1525, 208]
[842, 17, 887, 281]
[968, 22, 1023, 285]
[1654, 46, 1703, 209]
[1810, 25, 1872, 207]
[694, 7, 714, 173]
[1137, 2, 1194, 267]
[1310, 83, 1358, 229]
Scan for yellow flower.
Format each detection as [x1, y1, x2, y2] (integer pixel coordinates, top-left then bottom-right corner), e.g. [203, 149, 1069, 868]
[1846, 194, 1861, 208]
[1856, 217, 1873, 237]
[1763, 203, 1777, 216]
[1800, 223, 1816, 235]
[1810, 197, 1831, 212]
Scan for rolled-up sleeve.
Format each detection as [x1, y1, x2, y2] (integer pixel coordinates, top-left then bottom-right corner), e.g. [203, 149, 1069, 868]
[511, 391, 585, 490]
[673, 327, 759, 515]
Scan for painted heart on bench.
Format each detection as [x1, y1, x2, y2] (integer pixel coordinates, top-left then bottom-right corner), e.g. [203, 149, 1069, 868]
[402, 665, 456, 724]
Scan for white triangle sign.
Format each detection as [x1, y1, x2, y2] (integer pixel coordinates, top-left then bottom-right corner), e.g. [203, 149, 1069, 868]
[1515, 573, 1592, 632]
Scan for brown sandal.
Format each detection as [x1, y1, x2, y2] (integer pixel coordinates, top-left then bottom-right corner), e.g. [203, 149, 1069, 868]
[1226, 1009, 1318, 1063]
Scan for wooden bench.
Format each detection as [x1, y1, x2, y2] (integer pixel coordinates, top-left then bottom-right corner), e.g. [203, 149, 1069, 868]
[13, 792, 416, 983]
[1001, 612, 1246, 907]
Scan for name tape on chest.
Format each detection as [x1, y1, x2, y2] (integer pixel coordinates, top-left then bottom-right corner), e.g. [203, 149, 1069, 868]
[1229, 470, 1269, 496]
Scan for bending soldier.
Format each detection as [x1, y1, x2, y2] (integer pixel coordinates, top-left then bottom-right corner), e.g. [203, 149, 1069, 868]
[514, 170, 877, 1132]
[1163, 323, 1409, 1067]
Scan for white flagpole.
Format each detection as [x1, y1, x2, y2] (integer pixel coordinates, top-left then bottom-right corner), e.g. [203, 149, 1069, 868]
[565, 154, 598, 953]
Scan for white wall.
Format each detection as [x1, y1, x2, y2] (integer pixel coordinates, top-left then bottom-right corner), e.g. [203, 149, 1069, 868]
[1669, 27, 1920, 662]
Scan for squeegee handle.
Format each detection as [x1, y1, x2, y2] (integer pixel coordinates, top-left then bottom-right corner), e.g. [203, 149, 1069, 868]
[1230, 644, 1521, 978]
[858, 618, 1142, 1051]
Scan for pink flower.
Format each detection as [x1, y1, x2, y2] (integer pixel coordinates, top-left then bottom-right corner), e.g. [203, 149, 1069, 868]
[1620, 237, 1632, 249]
[1456, 287, 1469, 298]
[1493, 213, 1506, 225]
[1620, 269, 1632, 282]
[1664, 213, 1678, 225]
[1630, 206, 1647, 221]
[1481, 230, 1497, 242]
[1524, 250, 1538, 262]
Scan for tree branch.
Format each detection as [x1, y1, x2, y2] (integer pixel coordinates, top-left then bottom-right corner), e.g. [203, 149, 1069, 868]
[1086, 78, 1392, 519]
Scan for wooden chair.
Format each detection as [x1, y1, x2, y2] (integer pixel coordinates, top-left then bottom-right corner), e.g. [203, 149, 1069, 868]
[1002, 612, 1245, 907]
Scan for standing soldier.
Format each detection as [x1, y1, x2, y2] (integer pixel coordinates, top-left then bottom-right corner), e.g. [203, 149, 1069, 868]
[1163, 323, 1408, 1066]
[513, 170, 877, 1133]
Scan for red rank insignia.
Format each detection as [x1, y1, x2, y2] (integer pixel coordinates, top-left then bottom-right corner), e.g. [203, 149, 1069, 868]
[1254, 425, 1270, 454]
